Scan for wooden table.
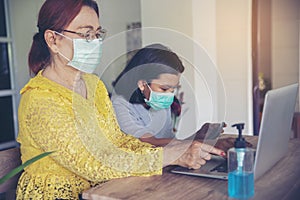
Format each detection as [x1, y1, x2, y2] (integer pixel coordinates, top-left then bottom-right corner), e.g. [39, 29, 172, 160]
[82, 138, 300, 200]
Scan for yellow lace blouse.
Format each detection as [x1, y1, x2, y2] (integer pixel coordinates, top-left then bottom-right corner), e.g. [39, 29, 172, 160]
[16, 71, 163, 199]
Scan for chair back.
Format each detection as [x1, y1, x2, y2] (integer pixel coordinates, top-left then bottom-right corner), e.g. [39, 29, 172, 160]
[0, 147, 22, 198]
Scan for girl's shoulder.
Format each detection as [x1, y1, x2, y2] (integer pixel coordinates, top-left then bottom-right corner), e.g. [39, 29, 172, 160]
[111, 95, 130, 106]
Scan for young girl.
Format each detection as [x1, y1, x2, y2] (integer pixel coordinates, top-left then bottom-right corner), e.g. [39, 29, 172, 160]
[111, 43, 243, 152]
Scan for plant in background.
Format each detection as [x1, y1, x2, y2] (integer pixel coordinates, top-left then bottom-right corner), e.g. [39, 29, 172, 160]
[258, 72, 271, 96]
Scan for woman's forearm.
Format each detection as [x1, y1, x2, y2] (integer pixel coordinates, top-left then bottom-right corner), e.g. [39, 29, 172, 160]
[139, 137, 173, 147]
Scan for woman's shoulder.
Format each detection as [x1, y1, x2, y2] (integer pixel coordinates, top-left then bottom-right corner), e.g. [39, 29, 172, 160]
[83, 73, 104, 87]
[83, 73, 108, 96]
[20, 72, 46, 95]
[20, 84, 68, 110]
[20, 70, 72, 98]
[84, 74, 106, 91]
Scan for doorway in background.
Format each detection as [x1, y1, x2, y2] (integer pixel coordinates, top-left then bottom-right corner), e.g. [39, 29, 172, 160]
[252, 0, 272, 135]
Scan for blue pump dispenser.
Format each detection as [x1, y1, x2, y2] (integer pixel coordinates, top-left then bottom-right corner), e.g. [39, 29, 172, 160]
[228, 123, 255, 199]
[232, 123, 246, 148]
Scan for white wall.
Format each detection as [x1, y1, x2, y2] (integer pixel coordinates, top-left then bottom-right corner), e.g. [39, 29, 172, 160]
[9, 0, 44, 93]
[216, 0, 253, 134]
[141, 0, 252, 135]
[97, 0, 141, 38]
[9, 0, 141, 94]
[11, 0, 298, 136]
[192, 0, 220, 127]
[271, 0, 299, 89]
[141, 0, 199, 138]
[96, 0, 141, 92]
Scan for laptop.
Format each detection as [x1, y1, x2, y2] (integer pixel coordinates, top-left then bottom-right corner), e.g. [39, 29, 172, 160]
[171, 83, 298, 180]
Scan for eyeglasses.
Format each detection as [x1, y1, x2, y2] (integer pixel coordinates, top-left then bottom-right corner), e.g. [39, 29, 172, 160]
[62, 28, 107, 42]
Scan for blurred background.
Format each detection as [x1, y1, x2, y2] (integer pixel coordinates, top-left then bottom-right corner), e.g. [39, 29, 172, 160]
[0, 0, 299, 149]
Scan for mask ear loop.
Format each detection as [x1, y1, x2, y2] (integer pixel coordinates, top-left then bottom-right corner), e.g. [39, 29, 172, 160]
[139, 81, 151, 104]
[144, 82, 154, 103]
[145, 82, 152, 92]
[53, 31, 73, 62]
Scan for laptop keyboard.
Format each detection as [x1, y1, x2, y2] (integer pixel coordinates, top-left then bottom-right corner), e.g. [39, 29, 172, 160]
[210, 160, 228, 173]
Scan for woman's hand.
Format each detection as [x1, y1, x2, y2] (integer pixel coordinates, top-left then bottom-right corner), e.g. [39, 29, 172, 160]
[162, 140, 225, 169]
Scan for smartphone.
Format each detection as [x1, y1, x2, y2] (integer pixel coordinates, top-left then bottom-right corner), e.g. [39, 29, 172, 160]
[205, 122, 226, 139]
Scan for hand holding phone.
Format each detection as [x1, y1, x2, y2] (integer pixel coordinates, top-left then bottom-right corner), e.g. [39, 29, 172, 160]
[194, 122, 226, 140]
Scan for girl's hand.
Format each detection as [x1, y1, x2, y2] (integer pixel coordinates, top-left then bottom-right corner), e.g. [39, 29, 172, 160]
[194, 122, 227, 140]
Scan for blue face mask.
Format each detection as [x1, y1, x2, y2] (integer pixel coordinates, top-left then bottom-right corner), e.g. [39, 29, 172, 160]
[144, 84, 175, 110]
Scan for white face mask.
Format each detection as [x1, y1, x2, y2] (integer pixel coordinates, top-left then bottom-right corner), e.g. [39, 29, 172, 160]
[55, 31, 102, 73]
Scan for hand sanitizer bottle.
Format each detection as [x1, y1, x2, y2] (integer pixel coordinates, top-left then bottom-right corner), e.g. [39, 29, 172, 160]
[228, 123, 255, 199]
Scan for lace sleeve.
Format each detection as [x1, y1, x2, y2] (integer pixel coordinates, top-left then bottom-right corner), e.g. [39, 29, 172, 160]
[20, 88, 162, 182]
[78, 79, 163, 174]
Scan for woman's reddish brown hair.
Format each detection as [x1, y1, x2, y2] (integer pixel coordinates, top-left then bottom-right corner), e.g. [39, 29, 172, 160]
[28, 0, 99, 76]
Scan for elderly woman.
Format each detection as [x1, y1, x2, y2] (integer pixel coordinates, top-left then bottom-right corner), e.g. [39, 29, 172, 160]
[16, 0, 224, 199]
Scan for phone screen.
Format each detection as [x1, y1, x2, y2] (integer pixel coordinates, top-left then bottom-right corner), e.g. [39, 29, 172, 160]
[205, 122, 226, 139]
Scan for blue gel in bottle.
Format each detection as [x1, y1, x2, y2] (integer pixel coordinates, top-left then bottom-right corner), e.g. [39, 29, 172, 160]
[228, 166, 254, 199]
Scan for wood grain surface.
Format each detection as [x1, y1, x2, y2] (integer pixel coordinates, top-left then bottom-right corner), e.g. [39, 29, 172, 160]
[83, 137, 300, 200]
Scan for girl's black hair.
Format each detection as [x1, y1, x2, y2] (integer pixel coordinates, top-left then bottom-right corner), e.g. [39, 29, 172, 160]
[112, 43, 185, 104]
